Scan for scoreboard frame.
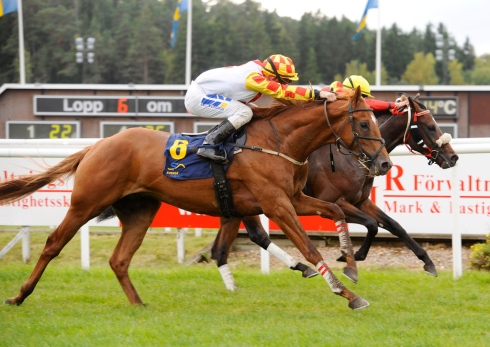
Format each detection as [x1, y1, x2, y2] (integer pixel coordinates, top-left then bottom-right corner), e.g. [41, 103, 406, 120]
[100, 121, 175, 138]
[6, 121, 81, 139]
[34, 95, 189, 117]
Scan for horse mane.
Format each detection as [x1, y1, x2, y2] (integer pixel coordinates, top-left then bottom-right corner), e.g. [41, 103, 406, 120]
[250, 91, 353, 120]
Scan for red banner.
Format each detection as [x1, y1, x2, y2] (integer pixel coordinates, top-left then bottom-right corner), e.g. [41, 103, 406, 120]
[151, 203, 337, 232]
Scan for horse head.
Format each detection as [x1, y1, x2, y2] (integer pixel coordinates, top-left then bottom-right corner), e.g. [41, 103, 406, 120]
[328, 86, 392, 176]
[402, 95, 459, 169]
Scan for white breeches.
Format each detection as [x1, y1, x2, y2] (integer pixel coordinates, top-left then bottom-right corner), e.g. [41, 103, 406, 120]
[185, 81, 253, 129]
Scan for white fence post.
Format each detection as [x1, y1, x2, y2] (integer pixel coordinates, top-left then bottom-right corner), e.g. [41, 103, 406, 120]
[452, 165, 463, 279]
[0, 226, 30, 262]
[80, 224, 90, 270]
[194, 228, 202, 237]
[21, 226, 30, 263]
[177, 228, 185, 264]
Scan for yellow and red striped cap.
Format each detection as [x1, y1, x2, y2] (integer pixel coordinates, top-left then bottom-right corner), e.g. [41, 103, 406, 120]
[262, 54, 299, 81]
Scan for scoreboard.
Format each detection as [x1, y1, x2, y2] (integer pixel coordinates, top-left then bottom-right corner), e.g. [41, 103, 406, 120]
[100, 121, 174, 137]
[34, 95, 189, 117]
[7, 121, 80, 139]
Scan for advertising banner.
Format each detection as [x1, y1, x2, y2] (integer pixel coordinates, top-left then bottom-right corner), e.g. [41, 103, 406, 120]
[0, 139, 488, 237]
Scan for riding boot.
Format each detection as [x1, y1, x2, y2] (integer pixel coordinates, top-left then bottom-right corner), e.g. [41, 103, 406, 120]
[197, 119, 236, 164]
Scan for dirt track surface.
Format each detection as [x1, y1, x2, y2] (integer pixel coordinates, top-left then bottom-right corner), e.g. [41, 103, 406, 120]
[226, 243, 473, 272]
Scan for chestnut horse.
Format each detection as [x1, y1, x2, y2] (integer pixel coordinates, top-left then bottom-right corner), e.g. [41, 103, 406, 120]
[211, 95, 459, 290]
[1, 87, 391, 310]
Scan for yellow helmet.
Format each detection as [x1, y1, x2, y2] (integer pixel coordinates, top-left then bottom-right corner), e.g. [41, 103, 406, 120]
[342, 75, 374, 98]
[262, 54, 299, 82]
[329, 81, 343, 93]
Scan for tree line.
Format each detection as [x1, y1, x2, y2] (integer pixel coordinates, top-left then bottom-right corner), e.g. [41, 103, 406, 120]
[1, 0, 490, 86]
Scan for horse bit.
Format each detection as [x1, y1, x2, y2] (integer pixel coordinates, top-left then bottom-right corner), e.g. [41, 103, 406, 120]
[323, 101, 386, 171]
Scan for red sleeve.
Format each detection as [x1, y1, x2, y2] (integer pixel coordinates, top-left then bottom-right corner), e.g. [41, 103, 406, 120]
[366, 99, 391, 111]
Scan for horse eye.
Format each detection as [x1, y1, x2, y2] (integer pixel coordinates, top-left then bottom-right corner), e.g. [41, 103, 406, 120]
[428, 125, 436, 132]
[359, 121, 369, 130]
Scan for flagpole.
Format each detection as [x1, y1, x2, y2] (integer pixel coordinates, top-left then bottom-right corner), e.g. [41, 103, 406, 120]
[375, 0, 381, 86]
[185, 0, 192, 86]
[17, 0, 25, 84]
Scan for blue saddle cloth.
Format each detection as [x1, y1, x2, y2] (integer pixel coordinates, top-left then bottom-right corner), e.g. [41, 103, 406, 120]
[163, 133, 236, 180]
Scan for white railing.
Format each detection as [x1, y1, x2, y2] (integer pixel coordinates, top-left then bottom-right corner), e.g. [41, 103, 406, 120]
[1, 137, 489, 279]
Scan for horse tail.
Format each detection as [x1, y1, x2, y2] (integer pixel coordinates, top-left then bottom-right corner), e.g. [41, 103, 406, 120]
[0, 146, 92, 204]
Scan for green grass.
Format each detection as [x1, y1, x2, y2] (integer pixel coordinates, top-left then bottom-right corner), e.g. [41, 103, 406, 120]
[1, 231, 490, 347]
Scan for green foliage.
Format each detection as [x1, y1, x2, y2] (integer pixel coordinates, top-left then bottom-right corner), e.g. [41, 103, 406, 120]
[471, 55, 490, 84]
[302, 47, 320, 84]
[0, 0, 480, 85]
[447, 59, 466, 85]
[402, 52, 439, 85]
[344, 60, 375, 84]
[470, 234, 490, 270]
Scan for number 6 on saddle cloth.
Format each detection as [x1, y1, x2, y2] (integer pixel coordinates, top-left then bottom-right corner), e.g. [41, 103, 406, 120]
[163, 130, 247, 217]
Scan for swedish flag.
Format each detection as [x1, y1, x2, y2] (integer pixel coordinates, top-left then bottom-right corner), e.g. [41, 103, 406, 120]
[352, 0, 378, 41]
[0, 0, 18, 17]
[170, 0, 188, 48]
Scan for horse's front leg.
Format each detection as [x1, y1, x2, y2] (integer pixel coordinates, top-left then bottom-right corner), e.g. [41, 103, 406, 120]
[353, 199, 437, 276]
[291, 193, 358, 284]
[241, 216, 318, 278]
[261, 195, 368, 310]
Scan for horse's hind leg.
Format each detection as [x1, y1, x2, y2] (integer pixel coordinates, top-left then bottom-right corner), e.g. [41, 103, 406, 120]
[109, 195, 161, 305]
[212, 216, 318, 291]
[211, 217, 241, 291]
[5, 207, 98, 306]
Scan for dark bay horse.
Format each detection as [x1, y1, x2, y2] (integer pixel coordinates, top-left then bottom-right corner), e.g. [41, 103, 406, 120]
[1, 87, 391, 310]
[211, 96, 459, 290]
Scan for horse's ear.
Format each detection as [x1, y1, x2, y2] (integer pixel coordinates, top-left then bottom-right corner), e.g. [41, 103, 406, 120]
[407, 96, 416, 109]
[354, 85, 362, 104]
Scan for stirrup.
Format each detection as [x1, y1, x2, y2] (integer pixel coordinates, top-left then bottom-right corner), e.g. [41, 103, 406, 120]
[197, 147, 229, 164]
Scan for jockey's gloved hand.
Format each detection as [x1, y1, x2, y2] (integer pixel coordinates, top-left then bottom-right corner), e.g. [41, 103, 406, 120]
[314, 89, 337, 102]
[394, 99, 409, 109]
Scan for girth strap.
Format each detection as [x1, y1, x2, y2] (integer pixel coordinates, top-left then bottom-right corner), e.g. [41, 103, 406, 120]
[210, 161, 240, 218]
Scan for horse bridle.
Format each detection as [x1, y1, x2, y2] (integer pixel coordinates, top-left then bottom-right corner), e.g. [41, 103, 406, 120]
[378, 98, 451, 166]
[323, 101, 386, 166]
[402, 101, 453, 166]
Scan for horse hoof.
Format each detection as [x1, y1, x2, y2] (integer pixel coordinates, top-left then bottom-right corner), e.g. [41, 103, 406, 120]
[349, 297, 369, 310]
[343, 267, 358, 284]
[424, 265, 438, 277]
[4, 298, 19, 306]
[225, 284, 238, 291]
[336, 254, 347, 263]
[302, 268, 319, 278]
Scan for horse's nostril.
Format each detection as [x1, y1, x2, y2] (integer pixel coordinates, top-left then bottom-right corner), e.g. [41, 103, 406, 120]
[382, 161, 393, 171]
[452, 155, 459, 163]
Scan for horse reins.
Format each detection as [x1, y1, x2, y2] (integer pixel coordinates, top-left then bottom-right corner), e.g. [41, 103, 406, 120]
[323, 101, 386, 168]
[403, 105, 444, 165]
[378, 98, 450, 166]
[228, 119, 308, 166]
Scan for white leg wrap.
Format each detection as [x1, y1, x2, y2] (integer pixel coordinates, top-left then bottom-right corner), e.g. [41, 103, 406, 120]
[335, 220, 353, 255]
[316, 261, 345, 294]
[218, 264, 237, 291]
[266, 242, 298, 268]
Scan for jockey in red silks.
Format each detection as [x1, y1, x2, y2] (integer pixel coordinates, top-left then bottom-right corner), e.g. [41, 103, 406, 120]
[324, 75, 408, 112]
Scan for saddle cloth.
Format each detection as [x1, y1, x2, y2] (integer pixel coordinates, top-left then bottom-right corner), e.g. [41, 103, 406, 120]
[163, 133, 236, 180]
